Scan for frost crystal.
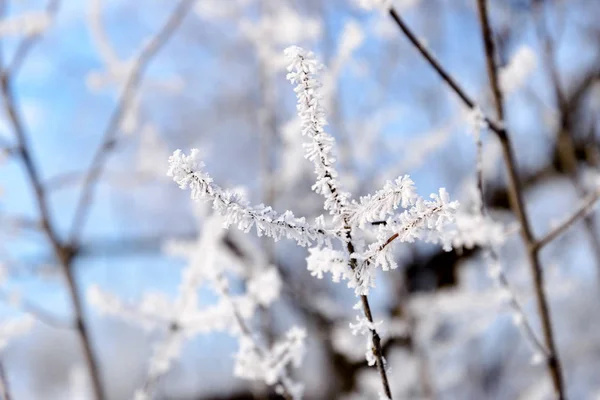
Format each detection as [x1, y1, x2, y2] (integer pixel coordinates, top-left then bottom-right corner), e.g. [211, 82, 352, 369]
[349, 315, 383, 366]
[306, 247, 350, 282]
[369, 188, 459, 254]
[234, 326, 307, 398]
[350, 175, 417, 228]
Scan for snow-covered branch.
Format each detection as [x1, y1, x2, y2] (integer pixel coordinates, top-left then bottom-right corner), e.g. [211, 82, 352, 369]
[168, 149, 333, 247]
[284, 46, 350, 220]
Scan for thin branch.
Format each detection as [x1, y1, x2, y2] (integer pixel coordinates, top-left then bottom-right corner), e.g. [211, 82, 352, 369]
[0, 358, 11, 400]
[67, 0, 194, 244]
[471, 112, 548, 361]
[386, 3, 567, 396]
[474, 0, 565, 396]
[387, 8, 504, 135]
[536, 190, 600, 250]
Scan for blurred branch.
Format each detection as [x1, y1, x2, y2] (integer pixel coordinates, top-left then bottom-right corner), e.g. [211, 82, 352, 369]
[0, 359, 11, 400]
[0, 3, 106, 398]
[67, 0, 195, 244]
[385, 3, 568, 396]
[532, 0, 600, 276]
[536, 190, 600, 250]
[474, 0, 565, 396]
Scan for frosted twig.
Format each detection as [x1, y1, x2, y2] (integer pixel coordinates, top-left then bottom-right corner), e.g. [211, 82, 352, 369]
[167, 149, 332, 247]
[284, 46, 393, 399]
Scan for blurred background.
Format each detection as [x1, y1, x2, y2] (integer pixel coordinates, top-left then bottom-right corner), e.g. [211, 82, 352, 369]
[0, 0, 600, 399]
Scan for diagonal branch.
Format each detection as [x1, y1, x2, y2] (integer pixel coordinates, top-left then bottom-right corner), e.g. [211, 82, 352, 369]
[535, 190, 600, 250]
[67, 0, 194, 245]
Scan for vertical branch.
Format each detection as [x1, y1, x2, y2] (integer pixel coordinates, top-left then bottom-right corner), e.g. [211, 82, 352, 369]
[285, 46, 393, 398]
[349, 241, 393, 399]
[474, 0, 566, 396]
[384, 4, 567, 397]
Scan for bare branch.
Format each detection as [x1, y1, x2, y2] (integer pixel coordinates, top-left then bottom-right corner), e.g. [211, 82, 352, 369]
[385, 3, 568, 396]
[536, 190, 600, 250]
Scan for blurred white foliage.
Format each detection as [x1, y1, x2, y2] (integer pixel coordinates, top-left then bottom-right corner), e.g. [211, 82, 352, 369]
[499, 45, 538, 95]
[356, 0, 393, 12]
[194, 0, 255, 20]
[0, 315, 34, 351]
[87, 0, 184, 135]
[234, 326, 306, 398]
[452, 212, 507, 249]
[89, 210, 306, 398]
[136, 124, 170, 178]
[65, 365, 90, 400]
[0, 11, 49, 37]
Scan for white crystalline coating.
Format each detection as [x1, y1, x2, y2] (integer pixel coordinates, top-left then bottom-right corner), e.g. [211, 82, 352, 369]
[247, 268, 282, 306]
[349, 315, 383, 366]
[349, 175, 418, 228]
[284, 46, 351, 221]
